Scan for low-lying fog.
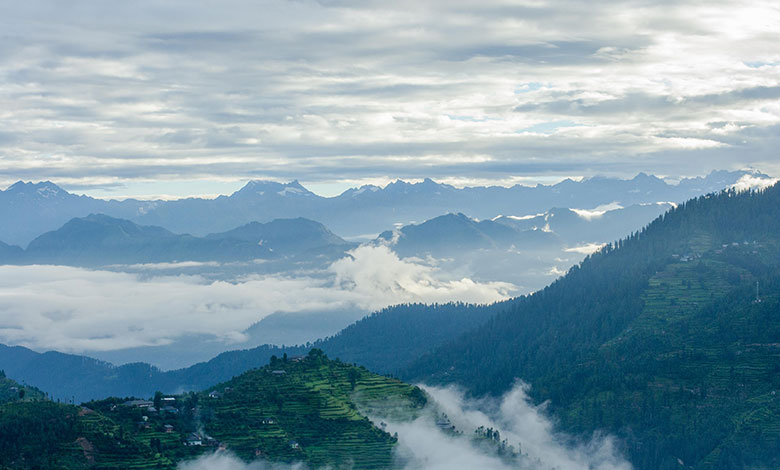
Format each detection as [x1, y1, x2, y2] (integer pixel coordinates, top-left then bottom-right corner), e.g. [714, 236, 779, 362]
[0, 245, 525, 368]
[178, 383, 631, 470]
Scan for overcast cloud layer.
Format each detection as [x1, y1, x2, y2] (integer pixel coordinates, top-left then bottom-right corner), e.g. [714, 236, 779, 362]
[0, 245, 512, 353]
[1, 0, 779, 197]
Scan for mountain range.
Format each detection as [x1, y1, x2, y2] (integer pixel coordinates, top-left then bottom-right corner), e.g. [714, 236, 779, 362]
[0, 214, 352, 267]
[377, 212, 561, 258]
[0, 170, 768, 247]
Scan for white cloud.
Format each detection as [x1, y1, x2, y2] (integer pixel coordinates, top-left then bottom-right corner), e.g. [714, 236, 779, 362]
[565, 243, 607, 255]
[387, 383, 632, 470]
[570, 202, 623, 221]
[178, 453, 306, 470]
[730, 173, 778, 192]
[0, 246, 512, 353]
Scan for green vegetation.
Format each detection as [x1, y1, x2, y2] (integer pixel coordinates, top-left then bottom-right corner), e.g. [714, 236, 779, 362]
[0, 400, 171, 470]
[0, 372, 44, 404]
[200, 349, 425, 468]
[405, 184, 780, 469]
[0, 350, 426, 470]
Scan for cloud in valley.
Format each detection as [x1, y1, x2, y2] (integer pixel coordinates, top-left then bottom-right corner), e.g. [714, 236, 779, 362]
[394, 384, 631, 470]
[177, 382, 631, 470]
[178, 454, 306, 470]
[0, 246, 512, 353]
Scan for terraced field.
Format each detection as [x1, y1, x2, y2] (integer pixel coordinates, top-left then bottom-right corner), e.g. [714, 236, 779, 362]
[200, 350, 427, 469]
[557, 242, 780, 469]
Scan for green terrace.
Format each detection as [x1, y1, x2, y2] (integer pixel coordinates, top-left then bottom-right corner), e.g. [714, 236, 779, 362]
[0, 349, 427, 470]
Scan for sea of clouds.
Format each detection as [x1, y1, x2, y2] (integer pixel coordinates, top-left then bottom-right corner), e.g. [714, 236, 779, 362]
[0, 245, 513, 354]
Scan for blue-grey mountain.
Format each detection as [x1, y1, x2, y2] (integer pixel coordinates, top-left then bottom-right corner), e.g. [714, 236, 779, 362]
[0, 171, 766, 247]
[5, 214, 351, 267]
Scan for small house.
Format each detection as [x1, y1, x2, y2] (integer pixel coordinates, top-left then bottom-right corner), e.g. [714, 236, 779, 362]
[208, 391, 222, 399]
[164, 424, 174, 433]
[122, 399, 154, 408]
[185, 433, 203, 446]
[289, 440, 300, 450]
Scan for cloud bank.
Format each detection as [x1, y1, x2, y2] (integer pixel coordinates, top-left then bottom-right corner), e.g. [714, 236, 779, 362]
[1, 0, 779, 196]
[395, 384, 631, 470]
[0, 245, 512, 353]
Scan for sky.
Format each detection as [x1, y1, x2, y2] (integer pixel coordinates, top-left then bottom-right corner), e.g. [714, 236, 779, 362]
[1, 0, 779, 198]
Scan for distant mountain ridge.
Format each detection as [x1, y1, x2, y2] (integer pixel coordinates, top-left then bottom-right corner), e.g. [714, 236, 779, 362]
[377, 212, 561, 257]
[494, 202, 676, 245]
[206, 217, 349, 255]
[0, 170, 769, 246]
[0, 214, 351, 267]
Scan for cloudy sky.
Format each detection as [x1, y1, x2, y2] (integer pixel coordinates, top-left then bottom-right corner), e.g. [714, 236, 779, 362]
[1, 0, 779, 198]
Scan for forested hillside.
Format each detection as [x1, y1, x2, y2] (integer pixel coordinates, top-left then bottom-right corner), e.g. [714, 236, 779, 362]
[404, 184, 780, 470]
